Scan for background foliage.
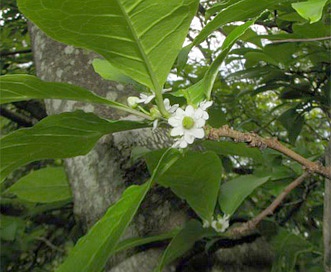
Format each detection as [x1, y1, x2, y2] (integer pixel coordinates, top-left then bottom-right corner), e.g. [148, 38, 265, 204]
[1, 0, 330, 271]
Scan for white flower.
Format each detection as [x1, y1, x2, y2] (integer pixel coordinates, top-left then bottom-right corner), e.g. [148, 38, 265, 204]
[168, 100, 213, 148]
[211, 214, 230, 233]
[127, 96, 140, 108]
[138, 93, 155, 104]
[202, 219, 211, 228]
[164, 98, 179, 114]
[136, 89, 171, 105]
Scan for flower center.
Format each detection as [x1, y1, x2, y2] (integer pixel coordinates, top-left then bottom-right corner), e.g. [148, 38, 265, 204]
[182, 116, 195, 129]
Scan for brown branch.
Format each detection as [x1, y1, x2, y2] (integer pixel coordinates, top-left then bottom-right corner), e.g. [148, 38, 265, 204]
[230, 172, 310, 237]
[207, 125, 331, 179]
[0, 49, 32, 57]
[272, 36, 331, 44]
[0, 106, 34, 127]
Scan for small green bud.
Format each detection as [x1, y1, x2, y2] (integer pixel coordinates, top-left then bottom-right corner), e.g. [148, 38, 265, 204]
[127, 96, 139, 108]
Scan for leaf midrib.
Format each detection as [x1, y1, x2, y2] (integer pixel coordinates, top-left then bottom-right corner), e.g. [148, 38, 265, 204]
[116, 0, 161, 91]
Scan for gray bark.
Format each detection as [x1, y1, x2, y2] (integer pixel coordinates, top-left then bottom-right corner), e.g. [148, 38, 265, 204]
[29, 24, 274, 272]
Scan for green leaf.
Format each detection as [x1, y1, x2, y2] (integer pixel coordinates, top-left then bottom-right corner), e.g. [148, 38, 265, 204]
[18, 0, 199, 91]
[292, 0, 328, 23]
[271, 229, 314, 272]
[114, 230, 178, 254]
[145, 151, 222, 221]
[56, 148, 180, 272]
[0, 110, 146, 183]
[208, 106, 227, 128]
[154, 220, 206, 272]
[0, 74, 125, 109]
[184, 20, 257, 104]
[202, 141, 263, 162]
[6, 167, 71, 203]
[92, 59, 136, 85]
[0, 215, 25, 241]
[278, 108, 304, 145]
[57, 181, 152, 272]
[219, 175, 270, 215]
[180, 0, 280, 63]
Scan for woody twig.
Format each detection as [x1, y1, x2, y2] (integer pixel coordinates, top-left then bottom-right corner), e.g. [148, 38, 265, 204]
[207, 125, 331, 179]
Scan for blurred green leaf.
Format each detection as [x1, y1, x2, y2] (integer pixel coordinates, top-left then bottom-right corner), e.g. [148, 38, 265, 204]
[0, 215, 25, 241]
[202, 141, 263, 162]
[292, 0, 328, 23]
[155, 220, 207, 271]
[6, 167, 71, 203]
[278, 108, 304, 145]
[271, 229, 314, 272]
[219, 175, 270, 215]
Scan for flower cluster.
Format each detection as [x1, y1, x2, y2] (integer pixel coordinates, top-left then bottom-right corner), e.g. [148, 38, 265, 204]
[127, 92, 212, 148]
[168, 100, 212, 148]
[203, 214, 230, 233]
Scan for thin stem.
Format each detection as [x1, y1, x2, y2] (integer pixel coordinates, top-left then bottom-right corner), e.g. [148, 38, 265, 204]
[0, 49, 32, 56]
[272, 36, 331, 44]
[230, 172, 310, 237]
[154, 91, 169, 118]
[0, 106, 35, 127]
[207, 125, 331, 179]
[112, 103, 153, 120]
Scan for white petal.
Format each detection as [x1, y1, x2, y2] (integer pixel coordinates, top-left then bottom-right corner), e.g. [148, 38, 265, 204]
[163, 98, 170, 108]
[144, 95, 155, 104]
[195, 108, 204, 119]
[199, 100, 213, 110]
[185, 105, 195, 116]
[184, 133, 195, 144]
[179, 139, 188, 148]
[168, 104, 179, 114]
[152, 119, 158, 130]
[168, 117, 182, 127]
[195, 118, 206, 128]
[191, 128, 204, 139]
[175, 108, 184, 116]
[171, 127, 184, 136]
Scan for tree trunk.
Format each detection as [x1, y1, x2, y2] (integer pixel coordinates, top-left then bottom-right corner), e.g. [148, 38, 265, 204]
[29, 24, 274, 272]
[324, 141, 331, 272]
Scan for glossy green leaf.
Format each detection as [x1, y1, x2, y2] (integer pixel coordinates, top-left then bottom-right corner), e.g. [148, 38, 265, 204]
[92, 59, 136, 85]
[145, 151, 222, 221]
[202, 141, 263, 162]
[219, 175, 270, 215]
[0, 110, 146, 183]
[18, 0, 199, 91]
[292, 0, 328, 23]
[155, 220, 206, 272]
[184, 20, 256, 104]
[56, 148, 180, 272]
[57, 181, 152, 272]
[6, 167, 71, 203]
[271, 229, 314, 272]
[0, 74, 125, 109]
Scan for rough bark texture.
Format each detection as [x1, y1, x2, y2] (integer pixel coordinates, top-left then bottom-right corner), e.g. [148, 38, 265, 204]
[29, 24, 274, 271]
[324, 141, 331, 272]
